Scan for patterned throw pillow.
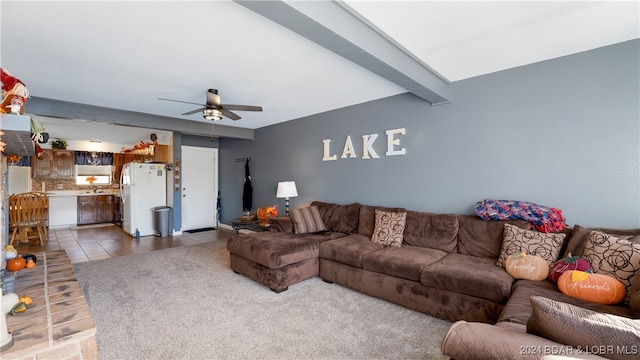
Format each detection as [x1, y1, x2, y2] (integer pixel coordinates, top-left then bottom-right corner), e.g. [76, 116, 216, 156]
[370, 210, 407, 247]
[583, 231, 640, 304]
[497, 224, 566, 267]
[290, 206, 328, 234]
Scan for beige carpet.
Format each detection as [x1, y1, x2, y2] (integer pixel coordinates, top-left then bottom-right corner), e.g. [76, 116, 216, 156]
[73, 239, 451, 360]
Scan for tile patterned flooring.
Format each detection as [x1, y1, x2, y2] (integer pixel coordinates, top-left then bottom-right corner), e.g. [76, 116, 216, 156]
[10, 224, 233, 264]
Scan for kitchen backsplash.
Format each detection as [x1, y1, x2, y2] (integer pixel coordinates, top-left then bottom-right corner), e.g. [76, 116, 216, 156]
[34, 179, 119, 192]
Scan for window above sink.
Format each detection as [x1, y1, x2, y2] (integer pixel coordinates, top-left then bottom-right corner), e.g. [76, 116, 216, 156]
[75, 165, 112, 186]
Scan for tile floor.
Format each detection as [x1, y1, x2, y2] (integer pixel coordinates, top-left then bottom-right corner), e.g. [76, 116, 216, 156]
[10, 224, 234, 264]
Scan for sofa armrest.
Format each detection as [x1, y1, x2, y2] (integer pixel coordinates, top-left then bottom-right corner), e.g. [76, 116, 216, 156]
[268, 217, 294, 232]
[441, 321, 607, 360]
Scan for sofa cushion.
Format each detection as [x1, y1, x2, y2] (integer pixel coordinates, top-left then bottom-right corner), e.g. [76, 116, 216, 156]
[357, 205, 406, 237]
[583, 231, 640, 304]
[362, 245, 447, 281]
[420, 253, 515, 303]
[268, 217, 294, 232]
[403, 210, 458, 252]
[290, 206, 328, 234]
[319, 234, 385, 268]
[498, 279, 632, 325]
[227, 231, 345, 269]
[563, 225, 640, 258]
[496, 224, 565, 267]
[456, 215, 531, 259]
[526, 296, 640, 360]
[370, 210, 406, 247]
[311, 201, 361, 234]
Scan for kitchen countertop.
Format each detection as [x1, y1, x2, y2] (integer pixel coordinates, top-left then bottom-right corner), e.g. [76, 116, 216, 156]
[46, 189, 121, 197]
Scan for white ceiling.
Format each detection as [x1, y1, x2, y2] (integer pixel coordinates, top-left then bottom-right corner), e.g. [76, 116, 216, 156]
[1, 1, 638, 134]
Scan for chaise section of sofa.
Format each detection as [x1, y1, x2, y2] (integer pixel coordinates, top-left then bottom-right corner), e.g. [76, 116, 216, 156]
[227, 229, 346, 292]
[226, 201, 360, 292]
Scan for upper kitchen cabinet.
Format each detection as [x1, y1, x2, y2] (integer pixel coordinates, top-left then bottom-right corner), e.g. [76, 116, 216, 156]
[32, 149, 74, 179]
[154, 144, 169, 163]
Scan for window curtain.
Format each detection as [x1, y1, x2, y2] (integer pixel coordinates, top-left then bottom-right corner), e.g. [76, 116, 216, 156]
[74, 151, 113, 165]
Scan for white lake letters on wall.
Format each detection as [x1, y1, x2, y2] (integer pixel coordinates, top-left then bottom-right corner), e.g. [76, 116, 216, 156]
[322, 128, 406, 161]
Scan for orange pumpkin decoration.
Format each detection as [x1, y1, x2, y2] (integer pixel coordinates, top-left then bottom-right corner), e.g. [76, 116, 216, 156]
[256, 207, 269, 220]
[505, 252, 549, 281]
[6, 257, 26, 271]
[25, 259, 36, 268]
[558, 270, 625, 305]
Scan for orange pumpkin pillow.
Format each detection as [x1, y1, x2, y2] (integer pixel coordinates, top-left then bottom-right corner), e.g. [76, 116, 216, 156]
[505, 252, 549, 281]
[558, 270, 625, 305]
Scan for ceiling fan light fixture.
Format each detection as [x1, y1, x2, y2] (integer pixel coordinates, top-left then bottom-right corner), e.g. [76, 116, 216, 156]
[203, 108, 222, 121]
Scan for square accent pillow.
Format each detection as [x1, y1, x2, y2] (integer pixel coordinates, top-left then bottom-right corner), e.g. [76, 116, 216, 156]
[583, 231, 640, 304]
[526, 296, 640, 360]
[290, 206, 328, 234]
[496, 223, 566, 267]
[370, 210, 407, 247]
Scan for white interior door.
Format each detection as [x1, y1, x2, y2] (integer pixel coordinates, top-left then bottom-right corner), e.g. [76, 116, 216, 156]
[181, 146, 218, 231]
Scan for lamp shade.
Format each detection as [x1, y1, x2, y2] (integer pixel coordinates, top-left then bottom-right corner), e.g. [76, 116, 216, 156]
[276, 181, 298, 198]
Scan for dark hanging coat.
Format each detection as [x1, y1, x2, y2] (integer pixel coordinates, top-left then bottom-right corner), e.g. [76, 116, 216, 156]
[242, 160, 253, 212]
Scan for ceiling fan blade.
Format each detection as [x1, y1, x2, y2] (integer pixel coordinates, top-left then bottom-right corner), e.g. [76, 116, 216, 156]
[158, 98, 205, 107]
[221, 104, 263, 112]
[182, 107, 207, 116]
[221, 109, 242, 121]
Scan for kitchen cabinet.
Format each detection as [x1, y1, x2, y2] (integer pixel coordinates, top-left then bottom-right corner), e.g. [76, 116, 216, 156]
[154, 144, 169, 163]
[32, 149, 74, 179]
[113, 145, 169, 183]
[77, 195, 114, 225]
[49, 196, 78, 228]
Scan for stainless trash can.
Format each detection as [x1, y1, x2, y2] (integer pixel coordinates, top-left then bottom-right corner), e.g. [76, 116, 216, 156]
[152, 206, 171, 237]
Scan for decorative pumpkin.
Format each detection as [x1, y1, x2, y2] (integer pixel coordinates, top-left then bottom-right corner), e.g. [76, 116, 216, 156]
[558, 270, 625, 305]
[25, 259, 36, 268]
[6, 257, 26, 271]
[505, 252, 550, 281]
[21, 253, 37, 264]
[548, 253, 592, 283]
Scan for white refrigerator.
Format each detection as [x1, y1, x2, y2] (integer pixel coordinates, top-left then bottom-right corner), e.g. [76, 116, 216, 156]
[120, 162, 167, 237]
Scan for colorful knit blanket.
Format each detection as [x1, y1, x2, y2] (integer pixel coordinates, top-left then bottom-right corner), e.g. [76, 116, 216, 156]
[474, 199, 567, 233]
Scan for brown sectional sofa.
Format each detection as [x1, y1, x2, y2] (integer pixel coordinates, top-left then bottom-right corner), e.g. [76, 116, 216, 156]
[226, 201, 640, 359]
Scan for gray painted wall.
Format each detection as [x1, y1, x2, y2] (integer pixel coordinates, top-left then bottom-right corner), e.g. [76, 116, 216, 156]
[219, 40, 640, 228]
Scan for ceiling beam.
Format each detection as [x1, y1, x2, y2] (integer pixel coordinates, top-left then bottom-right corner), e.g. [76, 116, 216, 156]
[236, 0, 451, 104]
[26, 97, 254, 140]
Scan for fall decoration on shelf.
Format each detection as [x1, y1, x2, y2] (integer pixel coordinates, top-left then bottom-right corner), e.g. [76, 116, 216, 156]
[120, 140, 155, 155]
[85, 176, 98, 185]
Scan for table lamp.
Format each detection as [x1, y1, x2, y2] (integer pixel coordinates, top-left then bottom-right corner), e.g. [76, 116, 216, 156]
[276, 181, 298, 216]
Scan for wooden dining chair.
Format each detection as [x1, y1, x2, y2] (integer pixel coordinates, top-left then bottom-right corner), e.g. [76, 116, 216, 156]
[8, 192, 48, 246]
